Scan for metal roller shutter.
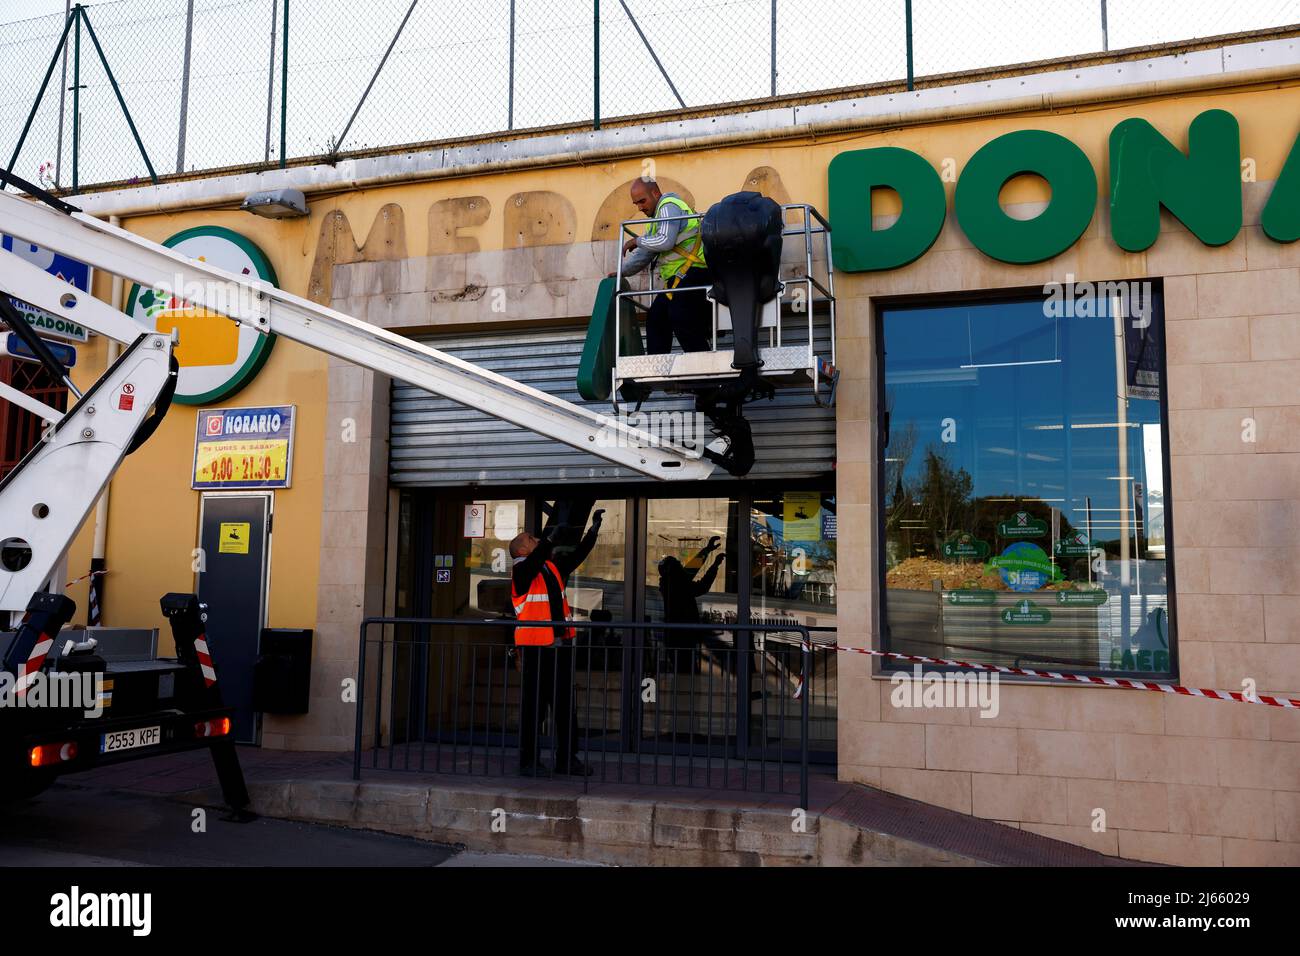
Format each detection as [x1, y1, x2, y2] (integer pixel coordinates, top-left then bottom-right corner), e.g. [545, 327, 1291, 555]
[389, 323, 835, 486]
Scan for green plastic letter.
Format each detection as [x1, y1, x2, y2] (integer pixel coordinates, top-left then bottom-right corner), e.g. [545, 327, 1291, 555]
[955, 129, 1097, 264]
[1262, 126, 1300, 244]
[828, 147, 946, 272]
[1110, 109, 1242, 252]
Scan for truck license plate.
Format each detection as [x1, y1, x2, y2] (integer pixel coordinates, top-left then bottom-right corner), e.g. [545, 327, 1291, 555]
[100, 726, 161, 754]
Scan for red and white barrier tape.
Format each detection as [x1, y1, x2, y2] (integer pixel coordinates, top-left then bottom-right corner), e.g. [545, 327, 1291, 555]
[798, 642, 1300, 709]
[65, 568, 109, 587]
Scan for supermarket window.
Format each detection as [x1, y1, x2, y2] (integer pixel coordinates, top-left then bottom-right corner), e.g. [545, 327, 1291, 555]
[878, 285, 1174, 677]
[750, 493, 837, 630]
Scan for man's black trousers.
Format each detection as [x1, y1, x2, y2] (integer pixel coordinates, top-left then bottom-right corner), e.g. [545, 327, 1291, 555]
[646, 266, 712, 354]
[518, 644, 578, 770]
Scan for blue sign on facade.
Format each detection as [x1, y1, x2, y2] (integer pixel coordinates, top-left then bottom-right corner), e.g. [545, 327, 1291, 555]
[1, 234, 93, 342]
[5, 333, 77, 368]
[192, 404, 296, 490]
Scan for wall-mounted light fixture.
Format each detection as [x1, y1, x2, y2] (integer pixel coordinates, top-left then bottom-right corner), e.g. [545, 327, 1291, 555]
[241, 188, 309, 219]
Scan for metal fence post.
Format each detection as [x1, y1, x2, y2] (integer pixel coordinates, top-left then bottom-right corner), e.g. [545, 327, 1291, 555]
[72, 3, 81, 192]
[176, 0, 195, 173]
[333, 0, 419, 155]
[79, 8, 158, 183]
[5, 7, 77, 189]
[770, 0, 776, 97]
[55, 0, 71, 187]
[799, 628, 810, 812]
[593, 0, 600, 130]
[353, 619, 368, 780]
[619, 0, 684, 109]
[904, 0, 913, 92]
[1100, 0, 1109, 52]
[507, 0, 515, 130]
[264, 0, 277, 163]
[279, 0, 288, 168]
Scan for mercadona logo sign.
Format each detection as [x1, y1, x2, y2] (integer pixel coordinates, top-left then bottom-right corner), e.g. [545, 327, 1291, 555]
[125, 226, 278, 405]
[828, 108, 1300, 271]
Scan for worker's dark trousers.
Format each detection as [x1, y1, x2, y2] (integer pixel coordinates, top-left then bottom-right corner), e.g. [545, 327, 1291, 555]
[518, 644, 577, 769]
[647, 267, 713, 354]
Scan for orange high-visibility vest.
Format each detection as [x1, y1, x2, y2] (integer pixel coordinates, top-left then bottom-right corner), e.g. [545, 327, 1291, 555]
[510, 560, 575, 646]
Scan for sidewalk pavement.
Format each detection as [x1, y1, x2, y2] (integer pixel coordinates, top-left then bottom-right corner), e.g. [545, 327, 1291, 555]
[56, 746, 1141, 866]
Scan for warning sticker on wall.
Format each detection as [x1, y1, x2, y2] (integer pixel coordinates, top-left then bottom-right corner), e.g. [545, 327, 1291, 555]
[494, 503, 519, 541]
[218, 522, 251, 554]
[464, 503, 486, 538]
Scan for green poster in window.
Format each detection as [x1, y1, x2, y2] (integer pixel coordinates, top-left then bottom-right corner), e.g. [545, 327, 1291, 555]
[1054, 531, 1093, 558]
[942, 532, 991, 561]
[986, 542, 1063, 591]
[783, 492, 821, 540]
[997, 511, 1048, 539]
[1000, 600, 1052, 625]
[1056, 588, 1108, 607]
[946, 587, 997, 606]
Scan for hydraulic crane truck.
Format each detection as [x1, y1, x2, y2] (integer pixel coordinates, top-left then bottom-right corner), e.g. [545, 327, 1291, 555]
[0, 171, 714, 804]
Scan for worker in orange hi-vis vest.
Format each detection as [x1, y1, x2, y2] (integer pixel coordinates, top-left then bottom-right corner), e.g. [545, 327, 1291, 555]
[509, 509, 603, 776]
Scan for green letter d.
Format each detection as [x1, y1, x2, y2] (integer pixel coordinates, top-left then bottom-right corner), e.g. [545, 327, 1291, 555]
[829, 147, 946, 272]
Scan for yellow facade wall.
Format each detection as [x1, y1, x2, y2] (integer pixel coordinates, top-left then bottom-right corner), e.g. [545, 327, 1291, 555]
[65, 213, 329, 645]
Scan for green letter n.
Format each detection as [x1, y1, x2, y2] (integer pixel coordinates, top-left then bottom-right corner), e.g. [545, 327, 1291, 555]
[1110, 109, 1242, 252]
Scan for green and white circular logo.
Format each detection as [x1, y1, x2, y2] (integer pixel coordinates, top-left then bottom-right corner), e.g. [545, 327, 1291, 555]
[125, 226, 278, 405]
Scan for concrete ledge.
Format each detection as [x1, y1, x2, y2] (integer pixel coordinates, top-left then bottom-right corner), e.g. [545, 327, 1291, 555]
[179, 778, 985, 867]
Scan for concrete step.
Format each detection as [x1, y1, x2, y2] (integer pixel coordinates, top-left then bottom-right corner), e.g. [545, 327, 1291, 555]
[123, 747, 1143, 867]
[182, 775, 1116, 867]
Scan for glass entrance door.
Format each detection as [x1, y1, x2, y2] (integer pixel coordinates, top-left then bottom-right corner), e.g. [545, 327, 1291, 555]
[749, 493, 838, 757]
[641, 497, 742, 754]
[540, 496, 630, 757]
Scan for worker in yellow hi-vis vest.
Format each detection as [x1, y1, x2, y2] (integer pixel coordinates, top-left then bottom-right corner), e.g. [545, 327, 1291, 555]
[613, 178, 712, 354]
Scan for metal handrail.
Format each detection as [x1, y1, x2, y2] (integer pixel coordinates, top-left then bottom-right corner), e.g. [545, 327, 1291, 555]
[611, 202, 836, 408]
[617, 284, 712, 296]
[354, 615, 814, 809]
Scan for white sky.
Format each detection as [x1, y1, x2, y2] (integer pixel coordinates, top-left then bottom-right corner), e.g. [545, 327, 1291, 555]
[1, 0, 1296, 190]
[0, 1, 69, 20]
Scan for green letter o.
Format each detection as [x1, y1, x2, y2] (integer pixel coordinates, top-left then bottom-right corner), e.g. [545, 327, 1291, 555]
[955, 129, 1097, 264]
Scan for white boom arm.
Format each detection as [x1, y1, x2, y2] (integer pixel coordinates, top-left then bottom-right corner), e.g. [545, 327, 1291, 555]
[0, 328, 176, 610]
[0, 189, 713, 481]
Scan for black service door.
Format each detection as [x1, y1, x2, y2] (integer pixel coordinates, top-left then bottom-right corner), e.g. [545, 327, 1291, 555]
[196, 494, 270, 743]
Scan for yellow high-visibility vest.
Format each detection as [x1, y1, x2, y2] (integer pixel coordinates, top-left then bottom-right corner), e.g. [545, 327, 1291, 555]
[647, 194, 707, 285]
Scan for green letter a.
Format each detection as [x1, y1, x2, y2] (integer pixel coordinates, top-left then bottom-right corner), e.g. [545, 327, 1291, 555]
[1262, 125, 1300, 244]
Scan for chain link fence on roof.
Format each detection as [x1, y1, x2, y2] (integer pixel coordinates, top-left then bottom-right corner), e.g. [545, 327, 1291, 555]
[0, 0, 1295, 192]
